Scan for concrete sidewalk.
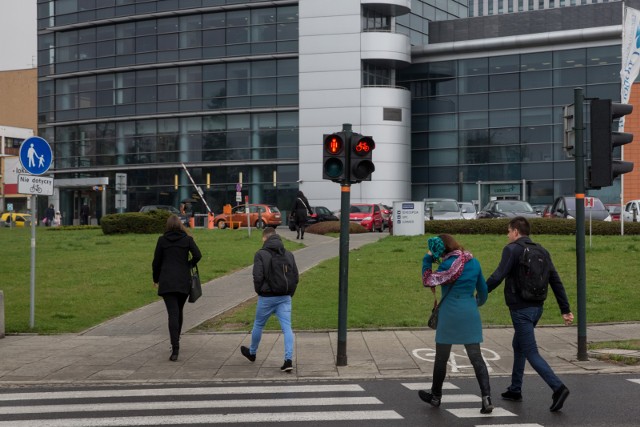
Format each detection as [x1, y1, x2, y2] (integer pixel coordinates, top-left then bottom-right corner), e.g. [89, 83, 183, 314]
[0, 228, 639, 384]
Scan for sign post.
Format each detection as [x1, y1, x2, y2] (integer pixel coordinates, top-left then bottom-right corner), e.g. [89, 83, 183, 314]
[18, 137, 53, 329]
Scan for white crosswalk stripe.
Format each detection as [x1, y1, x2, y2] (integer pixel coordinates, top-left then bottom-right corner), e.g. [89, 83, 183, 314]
[476, 424, 543, 427]
[627, 378, 640, 385]
[0, 384, 402, 426]
[402, 382, 518, 419]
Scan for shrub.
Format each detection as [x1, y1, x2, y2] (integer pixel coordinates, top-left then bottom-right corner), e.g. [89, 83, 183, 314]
[306, 220, 368, 235]
[424, 218, 640, 235]
[101, 209, 172, 235]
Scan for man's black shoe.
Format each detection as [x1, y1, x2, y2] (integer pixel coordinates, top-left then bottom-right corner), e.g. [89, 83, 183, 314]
[418, 390, 441, 407]
[550, 385, 569, 412]
[240, 346, 256, 362]
[501, 390, 522, 401]
[281, 359, 293, 372]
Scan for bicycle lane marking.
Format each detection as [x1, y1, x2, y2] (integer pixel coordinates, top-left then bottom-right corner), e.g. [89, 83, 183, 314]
[412, 347, 501, 373]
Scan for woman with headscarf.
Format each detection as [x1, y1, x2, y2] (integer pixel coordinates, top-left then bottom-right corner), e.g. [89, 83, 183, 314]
[152, 214, 202, 361]
[290, 191, 313, 239]
[418, 234, 493, 414]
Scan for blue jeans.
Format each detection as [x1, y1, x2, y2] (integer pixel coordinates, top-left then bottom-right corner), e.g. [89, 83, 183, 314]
[509, 306, 563, 393]
[250, 296, 294, 360]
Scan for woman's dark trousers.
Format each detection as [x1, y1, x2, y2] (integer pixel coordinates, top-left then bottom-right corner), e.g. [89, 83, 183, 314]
[431, 343, 491, 397]
[162, 292, 189, 349]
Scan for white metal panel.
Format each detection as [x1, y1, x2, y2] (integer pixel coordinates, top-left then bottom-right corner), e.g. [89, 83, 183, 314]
[360, 32, 411, 64]
[299, 71, 361, 90]
[299, 0, 360, 18]
[299, 89, 362, 108]
[299, 34, 362, 54]
[299, 52, 361, 73]
[299, 15, 361, 37]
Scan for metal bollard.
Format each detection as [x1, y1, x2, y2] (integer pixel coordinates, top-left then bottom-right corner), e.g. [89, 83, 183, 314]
[0, 290, 5, 339]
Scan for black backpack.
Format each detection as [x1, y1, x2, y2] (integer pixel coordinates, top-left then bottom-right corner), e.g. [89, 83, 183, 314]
[516, 241, 551, 301]
[263, 249, 298, 295]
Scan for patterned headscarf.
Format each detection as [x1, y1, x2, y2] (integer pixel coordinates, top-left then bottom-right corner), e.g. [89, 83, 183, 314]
[428, 236, 446, 262]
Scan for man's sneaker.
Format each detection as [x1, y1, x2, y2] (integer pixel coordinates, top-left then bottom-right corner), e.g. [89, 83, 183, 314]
[281, 359, 293, 372]
[418, 390, 441, 407]
[240, 346, 256, 362]
[501, 389, 523, 401]
[550, 385, 570, 412]
[480, 396, 494, 414]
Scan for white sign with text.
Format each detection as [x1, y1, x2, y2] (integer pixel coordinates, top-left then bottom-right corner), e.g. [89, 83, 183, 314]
[392, 201, 425, 236]
[17, 174, 54, 196]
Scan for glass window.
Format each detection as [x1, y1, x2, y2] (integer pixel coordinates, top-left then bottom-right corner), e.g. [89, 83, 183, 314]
[521, 107, 553, 126]
[587, 65, 619, 84]
[429, 149, 458, 166]
[489, 55, 519, 73]
[459, 111, 488, 129]
[587, 45, 621, 66]
[458, 76, 488, 94]
[428, 97, 456, 113]
[427, 131, 458, 148]
[490, 127, 519, 145]
[460, 129, 489, 146]
[428, 166, 458, 183]
[522, 161, 553, 179]
[522, 144, 553, 162]
[521, 89, 552, 107]
[489, 92, 519, 109]
[554, 68, 585, 86]
[554, 48, 586, 68]
[429, 114, 457, 131]
[520, 52, 552, 71]
[458, 57, 488, 76]
[522, 125, 553, 143]
[490, 73, 519, 91]
[458, 94, 488, 111]
[521, 70, 552, 89]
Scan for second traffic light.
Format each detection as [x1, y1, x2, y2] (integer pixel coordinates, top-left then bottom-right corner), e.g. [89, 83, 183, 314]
[323, 132, 347, 182]
[589, 99, 634, 189]
[349, 133, 375, 183]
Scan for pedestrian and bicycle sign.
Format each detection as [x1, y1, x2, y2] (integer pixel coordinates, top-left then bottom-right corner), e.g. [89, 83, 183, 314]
[19, 137, 52, 175]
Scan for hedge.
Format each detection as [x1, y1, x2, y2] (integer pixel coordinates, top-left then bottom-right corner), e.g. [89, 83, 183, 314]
[306, 220, 369, 235]
[101, 209, 172, 235]
[424, 218, 640, 235]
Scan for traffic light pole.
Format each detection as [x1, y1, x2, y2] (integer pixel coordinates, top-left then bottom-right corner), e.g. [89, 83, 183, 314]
[336, 124, 352, 366]
[574, 88, 588, 361]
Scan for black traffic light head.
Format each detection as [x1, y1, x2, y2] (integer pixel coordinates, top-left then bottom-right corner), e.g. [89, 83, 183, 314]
[349, 133, 375, 183]
[589, 99, 634, 189]
[323, 133, 347, 182]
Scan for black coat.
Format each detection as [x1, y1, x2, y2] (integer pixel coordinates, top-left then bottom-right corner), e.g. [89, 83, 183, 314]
[152, 231, 202, 296]
[291, 195, 312, 225]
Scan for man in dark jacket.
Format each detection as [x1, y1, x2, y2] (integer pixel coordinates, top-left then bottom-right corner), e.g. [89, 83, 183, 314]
[486, 216, 574, 412]
[240, 227, 299, 372]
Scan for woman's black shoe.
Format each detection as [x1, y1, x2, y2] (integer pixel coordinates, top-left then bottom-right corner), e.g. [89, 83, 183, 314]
[169, 347, 179, 361]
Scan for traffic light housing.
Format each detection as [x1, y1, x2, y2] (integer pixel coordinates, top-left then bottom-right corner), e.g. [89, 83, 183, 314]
[323, 132, 347, 182]
[589, 99, 634, 189]
[349, 133, 375, 183]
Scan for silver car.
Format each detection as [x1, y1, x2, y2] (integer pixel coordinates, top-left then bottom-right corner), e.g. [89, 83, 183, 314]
[424, 198, 464, 220]
[458, 202, 477, 220]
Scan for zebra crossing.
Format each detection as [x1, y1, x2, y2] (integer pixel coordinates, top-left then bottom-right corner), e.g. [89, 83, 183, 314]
[0, 383, 402, 426]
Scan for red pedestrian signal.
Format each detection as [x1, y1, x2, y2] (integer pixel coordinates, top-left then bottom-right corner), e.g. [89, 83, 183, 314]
[323, 133, 347, 182]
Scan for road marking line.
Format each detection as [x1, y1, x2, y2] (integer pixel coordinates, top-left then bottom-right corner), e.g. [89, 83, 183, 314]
[401, 382, 460, 390]
[0, 397, 383, 415]
[476, 425, 543, 427]
[0, 384, 364, 402]
[627, 379, 640, 385]
[446, 408, 517, 418]
[0, 410, 404, 426]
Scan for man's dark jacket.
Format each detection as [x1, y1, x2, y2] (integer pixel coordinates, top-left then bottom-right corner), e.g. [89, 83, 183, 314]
[486, 236, 571, 313]
[253, 234, 299, 296]
[152, 231, 202, 295]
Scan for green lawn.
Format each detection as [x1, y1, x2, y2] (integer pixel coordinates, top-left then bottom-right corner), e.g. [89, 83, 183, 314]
[2, 228, 639, 334]
[197, 233, 640, 332]
[0, 227, 302, 333]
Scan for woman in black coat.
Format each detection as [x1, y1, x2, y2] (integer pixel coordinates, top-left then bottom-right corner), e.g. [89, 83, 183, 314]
[152, 214, 202, 361]
[291, 191, 313, 239]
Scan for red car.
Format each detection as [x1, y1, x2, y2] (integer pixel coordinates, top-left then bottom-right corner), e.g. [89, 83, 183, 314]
[605, 204, 622, 221]
[349, 203, 384, 232]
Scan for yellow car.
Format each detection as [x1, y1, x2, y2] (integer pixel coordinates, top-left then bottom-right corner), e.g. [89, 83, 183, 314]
[0, 212, 33, 227]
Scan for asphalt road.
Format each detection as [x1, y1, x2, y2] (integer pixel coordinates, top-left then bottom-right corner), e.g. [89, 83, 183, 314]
[0, 373, 638, 426]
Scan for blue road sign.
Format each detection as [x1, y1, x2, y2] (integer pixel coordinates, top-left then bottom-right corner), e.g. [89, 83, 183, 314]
[19, 137, 52, 175]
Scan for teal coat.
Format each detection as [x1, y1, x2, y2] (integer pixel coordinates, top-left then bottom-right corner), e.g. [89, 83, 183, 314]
[423, 253, 488, 344]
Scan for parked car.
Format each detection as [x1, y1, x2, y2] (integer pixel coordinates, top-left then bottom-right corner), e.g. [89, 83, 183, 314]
[458, 202, 477, 220]
[307, 206, 339, 224]
[349, 203, 384, 232]
[424, 198, 464, 220]
[623, 200, 640, 222]
[0, 212, 33, 227]
[213, 204, 282, 229]
[477, 200, 538, 219]
[139, 205, 181, 215]
[530, 204, 549, 216]
[604, 204, 622, 221]
[548, 196, 611, 221]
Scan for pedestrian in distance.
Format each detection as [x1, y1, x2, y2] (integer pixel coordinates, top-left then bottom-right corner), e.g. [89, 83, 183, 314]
[241, 227, 299, 372]
[486, 216, 574, 412]
[419, 234, 494, 414]
[80, 203, 90, 225]
[53, 210, 62, 227]
[290, 190, 313, 240]
[152, 214, 202, 362]
[44, 204, 55, 227]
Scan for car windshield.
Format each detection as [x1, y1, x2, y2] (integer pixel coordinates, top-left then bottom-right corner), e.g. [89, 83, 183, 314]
[351, 205, 372, 213]
[495, 201, 533, 213]
[425, 200, 459, 212]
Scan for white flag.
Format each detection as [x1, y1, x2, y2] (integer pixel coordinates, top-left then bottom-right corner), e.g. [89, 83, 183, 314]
[620, 6, 640, 130]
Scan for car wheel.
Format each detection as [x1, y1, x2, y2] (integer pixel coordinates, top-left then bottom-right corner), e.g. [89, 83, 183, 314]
[217, 220, 227, 229]
[377, 223, 383, 232]
[255, 219, 265, 229]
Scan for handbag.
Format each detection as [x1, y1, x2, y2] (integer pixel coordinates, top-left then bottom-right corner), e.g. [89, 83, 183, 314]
[427, 284, 453, 330]
[188, 265, 202, 303]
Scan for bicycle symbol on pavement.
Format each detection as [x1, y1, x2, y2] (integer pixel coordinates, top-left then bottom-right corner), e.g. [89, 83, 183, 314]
[412, 347, 501, 373]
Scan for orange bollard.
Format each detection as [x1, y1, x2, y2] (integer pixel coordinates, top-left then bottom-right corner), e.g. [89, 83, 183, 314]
[207, 212, 214, 229]
[189, 217, 195, 228]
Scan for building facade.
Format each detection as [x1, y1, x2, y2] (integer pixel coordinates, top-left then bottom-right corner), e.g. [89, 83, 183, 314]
[36, 0, 639, 218]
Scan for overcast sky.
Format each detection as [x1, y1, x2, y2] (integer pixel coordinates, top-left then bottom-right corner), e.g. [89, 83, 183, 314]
[0, 0, 37, 71]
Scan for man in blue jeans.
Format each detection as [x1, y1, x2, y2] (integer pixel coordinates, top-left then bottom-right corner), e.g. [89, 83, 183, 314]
[487, 216, 574, 412]
[240, 227, 299, 372]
